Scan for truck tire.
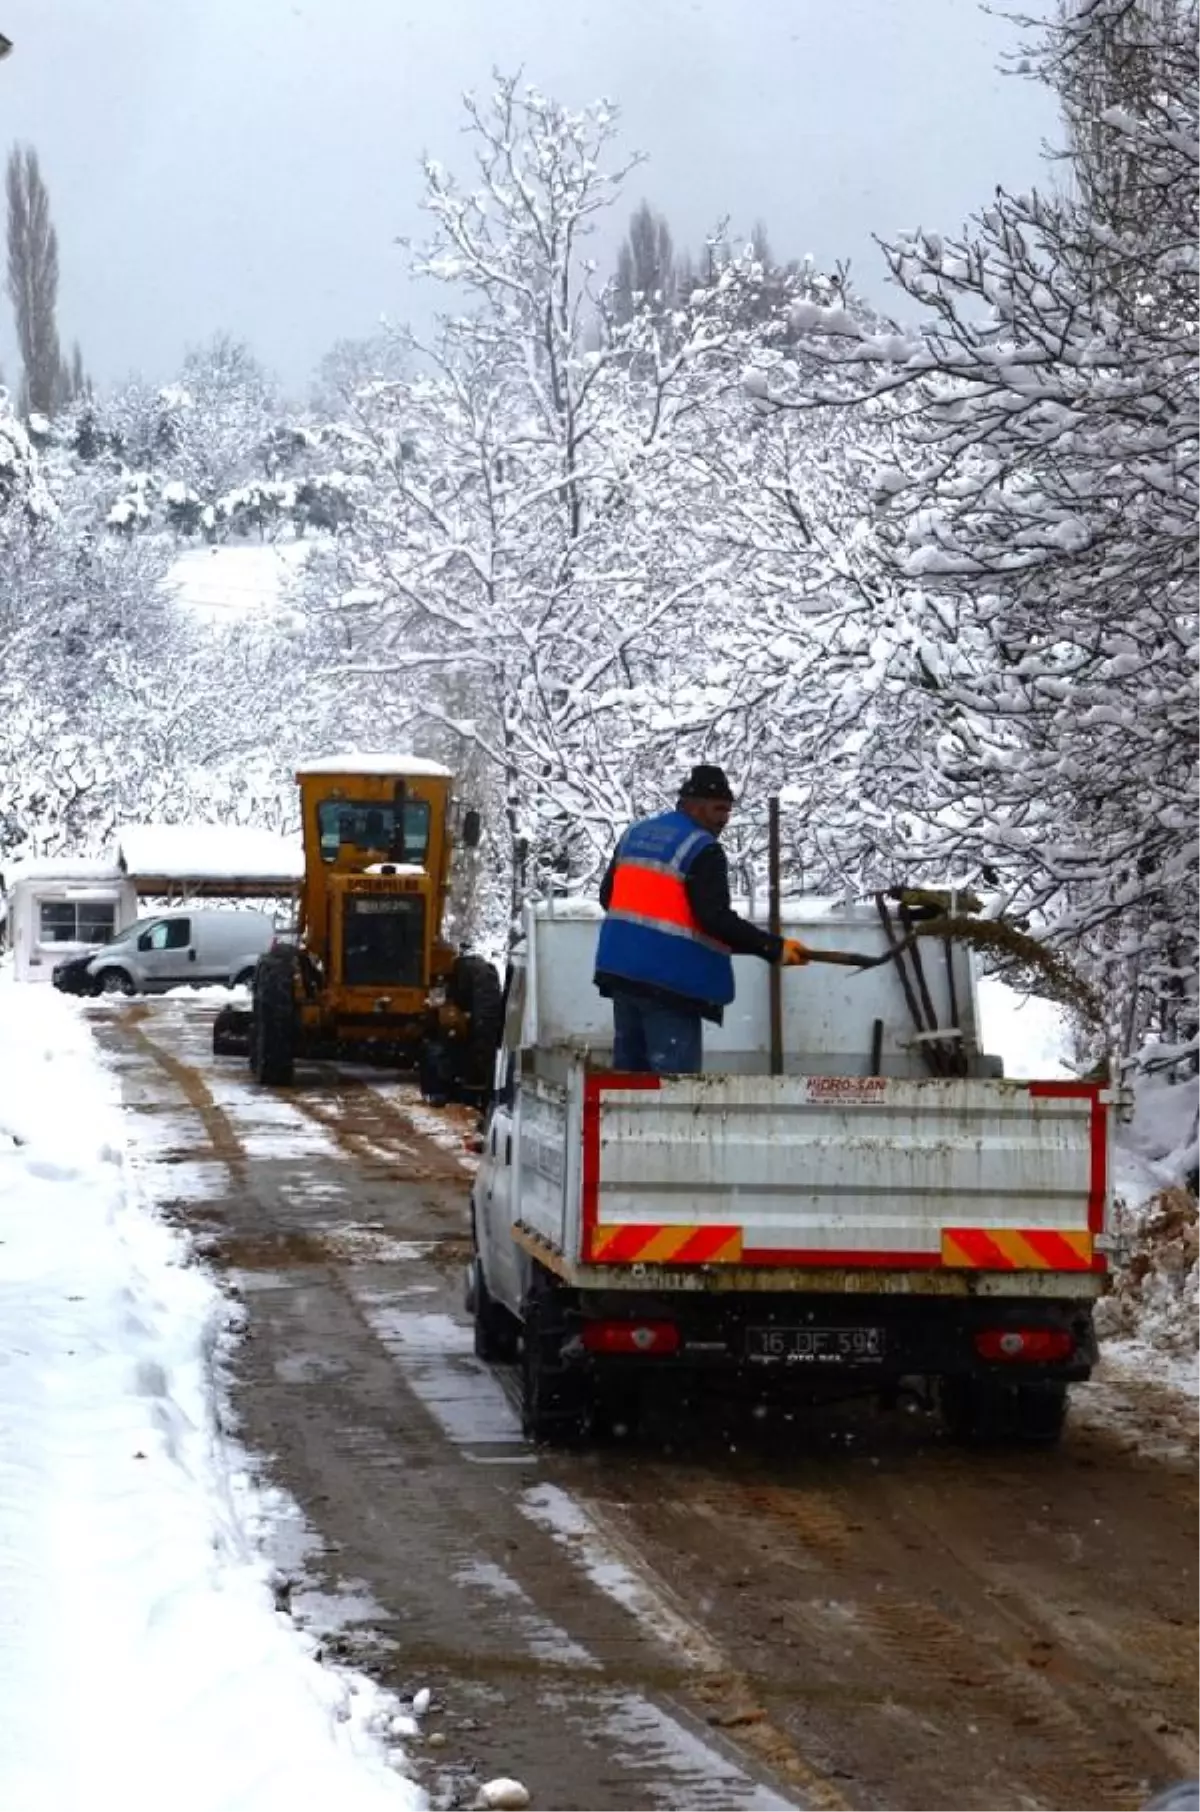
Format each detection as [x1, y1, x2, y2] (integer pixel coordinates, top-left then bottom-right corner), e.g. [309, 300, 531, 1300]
[98, 968, 135, 997]
[251, 948, 298, 1086]
[520, 1267, 591, 1445]
[939, 1376, 1068, 1447]
[471, 1258, 520, 1364]
[1010, 1381, 1069, 1445]
[447, 954, 503, 1105]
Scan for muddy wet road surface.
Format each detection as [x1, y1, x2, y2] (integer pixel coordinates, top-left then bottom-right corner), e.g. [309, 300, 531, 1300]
[95, 999, 1198, 1812]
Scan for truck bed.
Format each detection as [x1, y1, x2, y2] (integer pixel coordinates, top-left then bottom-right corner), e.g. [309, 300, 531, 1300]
[511, 1066, 1109, 1297]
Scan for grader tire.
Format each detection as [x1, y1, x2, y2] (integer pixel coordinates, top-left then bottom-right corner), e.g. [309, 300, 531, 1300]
[212, 1004, 251, 1057]
[448, 954, 503, 1106]
[251, 948, 298, 1087]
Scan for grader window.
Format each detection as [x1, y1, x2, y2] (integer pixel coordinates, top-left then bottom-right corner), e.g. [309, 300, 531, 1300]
[342, 895, 426, 988]
[318, 798, 431, 865]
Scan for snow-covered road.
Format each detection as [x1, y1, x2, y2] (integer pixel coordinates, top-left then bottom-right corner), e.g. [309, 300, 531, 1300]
[0, 984, 419, 1812]
[3, 986, 1196, 1812]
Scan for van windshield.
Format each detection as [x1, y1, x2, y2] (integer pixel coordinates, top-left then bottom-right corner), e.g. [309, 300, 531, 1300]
[105, 921, 146, 947]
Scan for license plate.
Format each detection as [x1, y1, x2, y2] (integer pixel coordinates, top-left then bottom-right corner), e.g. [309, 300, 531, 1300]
[746, 1325, 886, 1364]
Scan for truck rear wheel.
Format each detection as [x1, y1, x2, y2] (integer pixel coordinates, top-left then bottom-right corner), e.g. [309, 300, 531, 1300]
[1009, 1381, 1069, 1445]
[448, 954, 503, 1106]
[939, 1376, 1068, 1447]
[520, 1268, 591, 1445]
[251, 948, 298, 1086]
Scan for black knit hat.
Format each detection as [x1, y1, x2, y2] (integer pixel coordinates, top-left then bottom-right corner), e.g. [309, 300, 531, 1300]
[679, 763, 735, 803]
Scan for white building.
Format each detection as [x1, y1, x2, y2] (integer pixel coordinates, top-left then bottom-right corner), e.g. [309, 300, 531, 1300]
[0, 858, 137, 983]
[1, 824, 303, 983]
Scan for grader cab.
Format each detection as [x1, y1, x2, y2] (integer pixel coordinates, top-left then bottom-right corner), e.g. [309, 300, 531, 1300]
[213, 755, 501, 1102]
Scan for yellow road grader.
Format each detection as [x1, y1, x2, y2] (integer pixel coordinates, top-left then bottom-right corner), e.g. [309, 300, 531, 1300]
[213, 755, 501, 1102]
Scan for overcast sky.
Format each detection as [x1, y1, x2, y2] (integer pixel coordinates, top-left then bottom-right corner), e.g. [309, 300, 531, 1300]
[0, 0, 1057, 399]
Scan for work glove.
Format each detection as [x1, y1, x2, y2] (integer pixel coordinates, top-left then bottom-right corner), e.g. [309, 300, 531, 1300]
[780, 938, 811, 967]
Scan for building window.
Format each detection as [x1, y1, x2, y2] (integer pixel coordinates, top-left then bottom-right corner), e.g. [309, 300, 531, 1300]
[38, 899, 117, 945]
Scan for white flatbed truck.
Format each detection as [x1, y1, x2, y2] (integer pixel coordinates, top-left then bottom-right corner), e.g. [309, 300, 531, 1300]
[468, 898, 1112, 1445]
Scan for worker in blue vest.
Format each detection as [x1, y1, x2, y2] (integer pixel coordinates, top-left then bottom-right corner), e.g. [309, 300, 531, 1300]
[594, 764, 810, 1073]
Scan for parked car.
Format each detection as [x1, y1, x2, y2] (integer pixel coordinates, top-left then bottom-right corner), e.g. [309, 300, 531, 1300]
[84, 909, 275, 997]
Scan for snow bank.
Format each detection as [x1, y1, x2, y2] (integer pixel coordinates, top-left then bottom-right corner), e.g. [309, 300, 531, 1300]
[0, 984, 419, 1812]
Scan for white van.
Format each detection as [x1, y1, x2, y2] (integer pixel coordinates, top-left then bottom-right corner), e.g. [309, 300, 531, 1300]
[87, 909, 275, 996]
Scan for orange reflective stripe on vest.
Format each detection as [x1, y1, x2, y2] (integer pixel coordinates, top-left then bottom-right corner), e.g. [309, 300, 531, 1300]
[608, 861, 730, 952]
[609, 862, 692, 929]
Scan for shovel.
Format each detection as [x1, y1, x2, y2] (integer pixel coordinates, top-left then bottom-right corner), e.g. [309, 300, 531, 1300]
[800, 945, 909, 970]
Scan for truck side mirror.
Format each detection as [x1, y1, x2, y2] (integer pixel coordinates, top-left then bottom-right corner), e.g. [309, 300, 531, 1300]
[461, 808, 482, 849]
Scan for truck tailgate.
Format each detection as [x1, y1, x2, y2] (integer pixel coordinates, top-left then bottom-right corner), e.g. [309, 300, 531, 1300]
[581, 1073, 1107, 1272]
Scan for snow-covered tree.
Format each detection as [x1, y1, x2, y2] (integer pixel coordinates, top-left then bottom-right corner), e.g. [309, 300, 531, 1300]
[754, 0, 1198, 1051]
[6, 146, 66, 418]
[304, 77, 886, 948]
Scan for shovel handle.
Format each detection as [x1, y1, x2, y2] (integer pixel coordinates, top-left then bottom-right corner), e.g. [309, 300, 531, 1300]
[799, 931, 925, 973]
[803, 949, 882, 969]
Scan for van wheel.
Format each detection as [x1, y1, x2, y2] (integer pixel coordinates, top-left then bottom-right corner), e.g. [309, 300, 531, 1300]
[520, 1266, 591, 1445]
[99, 968, 134, 997]
[939, 1376, 1068, 1447]
[251, 948, 298, 1086]
[471, 1259, 520, 1363]
[232, 967, 257, 989]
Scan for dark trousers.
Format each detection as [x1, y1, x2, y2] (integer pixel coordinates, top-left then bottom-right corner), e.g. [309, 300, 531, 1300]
[610, 990, 703, 1075]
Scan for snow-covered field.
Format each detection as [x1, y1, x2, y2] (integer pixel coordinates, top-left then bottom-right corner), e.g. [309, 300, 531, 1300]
[0, 982, 420, 1812]
[168, 541, 311, 624]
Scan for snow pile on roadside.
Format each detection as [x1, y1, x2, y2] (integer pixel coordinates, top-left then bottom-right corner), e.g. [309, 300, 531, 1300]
[1097, 1187, 1197, 1359]
[1098, 1061, 1199, 1363]
[0, 984, 420, 1812]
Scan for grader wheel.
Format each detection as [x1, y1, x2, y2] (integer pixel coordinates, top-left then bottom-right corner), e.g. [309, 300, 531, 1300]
[250, 947, 299, 1086]
[447, 954, 503, 1106]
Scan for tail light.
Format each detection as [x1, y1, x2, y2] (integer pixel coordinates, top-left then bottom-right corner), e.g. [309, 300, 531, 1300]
[581, 1320, 681, 1357]
[974, 1328, 1075, 1363]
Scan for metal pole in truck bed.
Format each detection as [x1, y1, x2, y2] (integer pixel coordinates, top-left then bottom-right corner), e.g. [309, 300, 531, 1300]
[768, 795, 783, 1077]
